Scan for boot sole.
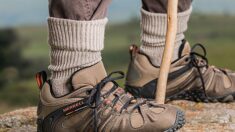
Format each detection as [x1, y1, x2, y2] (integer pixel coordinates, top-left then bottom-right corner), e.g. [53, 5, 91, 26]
[164, 110, 185, 132]
[168, 89, 235, 103]
[125, 84, 156, 99]
[126, 85, 235, 103]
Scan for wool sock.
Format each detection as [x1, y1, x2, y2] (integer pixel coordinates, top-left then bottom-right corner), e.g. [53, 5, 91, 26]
[47, 17, 108, 97]
[140, 6, 192, 67]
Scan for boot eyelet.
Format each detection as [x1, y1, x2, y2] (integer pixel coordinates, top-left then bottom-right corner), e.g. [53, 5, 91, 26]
[185, 58, 189, 62]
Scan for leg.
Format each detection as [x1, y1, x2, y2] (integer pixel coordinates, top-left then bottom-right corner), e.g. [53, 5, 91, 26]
[140, 0, 192, 66]
[37, 1, 186, 131]
[126, 0, 235, 103]
[48, 0, 111, 97]
[49, 0, 111, 20]
[142, 0, 192, 13]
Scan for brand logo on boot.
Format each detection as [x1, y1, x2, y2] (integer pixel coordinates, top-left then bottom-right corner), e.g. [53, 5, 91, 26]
[63, 100, 86, 114]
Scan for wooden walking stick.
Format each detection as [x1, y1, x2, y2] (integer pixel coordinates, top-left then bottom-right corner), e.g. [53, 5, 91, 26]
[155, 0, 179, 104]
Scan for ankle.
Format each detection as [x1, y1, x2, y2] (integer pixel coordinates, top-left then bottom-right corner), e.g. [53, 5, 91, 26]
[140, 41, 182, 67]
[140, 7, 192, 67]
[51, 77, 71, 97]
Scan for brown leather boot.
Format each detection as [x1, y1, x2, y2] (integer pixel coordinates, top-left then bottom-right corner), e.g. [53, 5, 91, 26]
[36, 62, 185, 132]
[126, 40, 235, 103]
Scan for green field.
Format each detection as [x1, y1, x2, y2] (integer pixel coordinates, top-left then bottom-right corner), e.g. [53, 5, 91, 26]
[0, 14, 235, 113]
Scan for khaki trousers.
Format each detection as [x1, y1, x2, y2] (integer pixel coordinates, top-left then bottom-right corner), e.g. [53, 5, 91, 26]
[49, 0, 192, 20]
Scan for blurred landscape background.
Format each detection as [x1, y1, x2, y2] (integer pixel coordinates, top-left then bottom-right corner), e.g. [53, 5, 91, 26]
[0, 0, 235, 114]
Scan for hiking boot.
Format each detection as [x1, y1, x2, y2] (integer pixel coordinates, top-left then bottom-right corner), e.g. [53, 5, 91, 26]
[36, 62, 185, 132]
[126, 40, 235, 103]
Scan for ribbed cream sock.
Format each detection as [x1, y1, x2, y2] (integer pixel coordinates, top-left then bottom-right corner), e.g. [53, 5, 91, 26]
[47, 17, 108, 97]
[140, 6, 192, 67]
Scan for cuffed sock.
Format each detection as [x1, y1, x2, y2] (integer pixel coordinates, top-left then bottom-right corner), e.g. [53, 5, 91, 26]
[140, 6, 192, 67]
[47, 17, 108, 97]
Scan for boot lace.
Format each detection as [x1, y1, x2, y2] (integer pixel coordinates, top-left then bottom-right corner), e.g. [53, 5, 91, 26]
[190, 43, 209, 93]
[87, 71, 145, 132]
[189, 43, 230, 94]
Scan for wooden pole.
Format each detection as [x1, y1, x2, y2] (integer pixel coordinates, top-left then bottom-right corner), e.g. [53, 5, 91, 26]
[155, 0, 179, 104]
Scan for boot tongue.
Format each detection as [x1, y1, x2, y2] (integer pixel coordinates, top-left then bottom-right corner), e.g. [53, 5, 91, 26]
[71, 62, 107, 90]
[171, 40, 192, 67]
[178, 41, 191, 57]
[70, 62, 130, 112]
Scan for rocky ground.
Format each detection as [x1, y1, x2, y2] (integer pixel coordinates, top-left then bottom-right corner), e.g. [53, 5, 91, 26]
[0, 101, 235, 132]
[0, 107, 36, 132]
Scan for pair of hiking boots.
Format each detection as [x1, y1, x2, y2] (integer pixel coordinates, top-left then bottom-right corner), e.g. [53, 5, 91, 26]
[36, 41, 235, 132]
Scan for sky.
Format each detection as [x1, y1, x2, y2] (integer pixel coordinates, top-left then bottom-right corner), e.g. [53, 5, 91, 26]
[0, 0, 235, 27]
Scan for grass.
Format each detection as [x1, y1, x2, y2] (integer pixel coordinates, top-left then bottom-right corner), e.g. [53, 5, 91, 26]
[0, 13, 235, 113]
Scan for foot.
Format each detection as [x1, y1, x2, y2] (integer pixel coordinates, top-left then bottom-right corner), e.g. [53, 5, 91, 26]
[36, 62, 185, 132]
[126, 40, 235, 103]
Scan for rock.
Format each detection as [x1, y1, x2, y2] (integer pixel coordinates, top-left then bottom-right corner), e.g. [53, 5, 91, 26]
[1, 101, 235, 132]
[171, 101, 235, 132]
[0, 107, 36, 132]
